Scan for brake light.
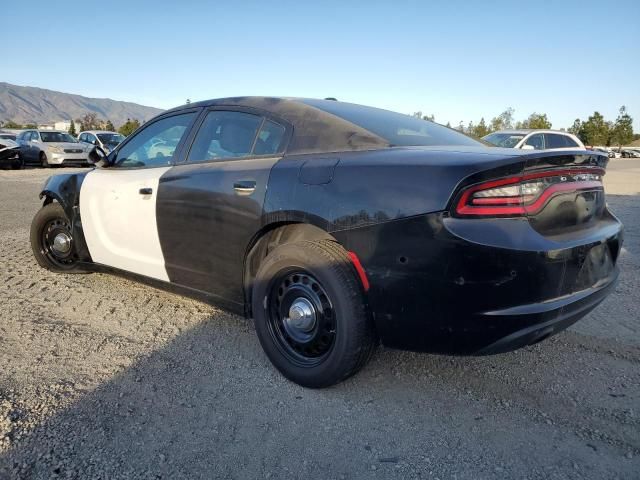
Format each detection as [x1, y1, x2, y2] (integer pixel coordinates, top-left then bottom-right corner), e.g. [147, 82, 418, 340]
[455, 169, 604, 217]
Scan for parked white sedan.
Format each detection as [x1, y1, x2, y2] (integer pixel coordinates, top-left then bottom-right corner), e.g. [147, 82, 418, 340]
[16, 130, 91, 167]
[483, 129, 585, 151]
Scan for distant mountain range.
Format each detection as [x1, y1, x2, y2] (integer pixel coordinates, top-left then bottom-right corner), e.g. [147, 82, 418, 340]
[0, 82, 163, 127]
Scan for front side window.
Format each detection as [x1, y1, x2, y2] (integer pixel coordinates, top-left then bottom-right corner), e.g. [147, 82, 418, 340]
[187, 111, 263, 163]
[525, 134, 544, 150]
[113, 112, 196, 168]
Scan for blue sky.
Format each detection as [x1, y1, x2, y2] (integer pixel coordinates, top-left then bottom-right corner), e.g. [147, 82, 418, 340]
[5, 0, 640, 129]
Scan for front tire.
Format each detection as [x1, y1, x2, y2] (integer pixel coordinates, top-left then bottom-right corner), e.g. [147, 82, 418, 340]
[11, 153, 23, 170]
[30, 203, 82, 272]
[252, 240, 376, 388]
[40, 152, 49, 168]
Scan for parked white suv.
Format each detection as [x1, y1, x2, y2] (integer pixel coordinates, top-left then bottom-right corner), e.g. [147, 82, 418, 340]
[16, 130, 91, 167]
[483, 129, 585, 151]
[78, 130, 125, 154]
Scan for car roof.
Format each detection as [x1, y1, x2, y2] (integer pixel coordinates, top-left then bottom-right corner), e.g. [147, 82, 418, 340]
[80, 130, 120, 134]
[490, 129, 576, 135]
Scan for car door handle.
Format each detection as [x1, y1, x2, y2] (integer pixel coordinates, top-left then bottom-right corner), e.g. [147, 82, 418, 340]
[233, 180, 256, 195]
[139, 187, 153, 195]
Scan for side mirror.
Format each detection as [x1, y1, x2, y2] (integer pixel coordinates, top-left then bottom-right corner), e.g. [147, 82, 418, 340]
[521, 144, 535, 150]
[88, 146, 109, 167]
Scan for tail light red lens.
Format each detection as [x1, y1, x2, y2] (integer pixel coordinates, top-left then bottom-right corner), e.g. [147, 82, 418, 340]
[455, 169, 605, 217]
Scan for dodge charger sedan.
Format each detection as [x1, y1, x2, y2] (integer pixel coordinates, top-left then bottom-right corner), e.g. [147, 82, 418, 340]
[30, 97, 623, 387]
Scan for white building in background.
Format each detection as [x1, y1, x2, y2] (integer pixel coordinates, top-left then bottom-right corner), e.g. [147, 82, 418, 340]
[36, 120, 77, 132]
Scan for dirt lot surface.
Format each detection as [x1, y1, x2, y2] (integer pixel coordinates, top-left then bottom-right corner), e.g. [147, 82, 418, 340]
[0, 160, 638, 479]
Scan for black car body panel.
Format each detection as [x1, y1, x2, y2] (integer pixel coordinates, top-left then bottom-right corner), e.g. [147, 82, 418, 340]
[36, 97, 624, 356]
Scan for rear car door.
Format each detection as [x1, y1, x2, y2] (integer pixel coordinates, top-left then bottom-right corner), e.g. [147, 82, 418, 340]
[156, 108, 289, 306]
[79, 111, 199, 280]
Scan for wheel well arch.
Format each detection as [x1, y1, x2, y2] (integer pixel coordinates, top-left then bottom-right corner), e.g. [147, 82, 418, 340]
[243, 222, 337, 317]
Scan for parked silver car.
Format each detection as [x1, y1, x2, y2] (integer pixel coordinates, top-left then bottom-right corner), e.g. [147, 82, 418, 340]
[16, 130, 91, 167]
[78, 130, 125, 154]
[482, 129, 585, 151]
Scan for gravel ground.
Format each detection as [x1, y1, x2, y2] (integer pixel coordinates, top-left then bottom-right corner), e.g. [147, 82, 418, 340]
[0, 160, 638, 480]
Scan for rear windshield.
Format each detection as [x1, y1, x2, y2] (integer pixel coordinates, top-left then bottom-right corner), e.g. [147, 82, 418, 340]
[301, 100, 482, 147]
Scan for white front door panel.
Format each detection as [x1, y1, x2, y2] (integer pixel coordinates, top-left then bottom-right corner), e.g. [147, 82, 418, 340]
[80, 167, 171, 281]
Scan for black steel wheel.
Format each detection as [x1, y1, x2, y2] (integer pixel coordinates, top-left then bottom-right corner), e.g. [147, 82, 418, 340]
[30, 203, 82, 272]
[267, 270, 336, 366]
[252, 240, 376, 388]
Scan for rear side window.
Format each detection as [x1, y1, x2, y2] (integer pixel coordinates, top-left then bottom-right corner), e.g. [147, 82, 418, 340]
[545, 133, 577, 148]
[301, 99, 481, 147]
[187, 111, 263, 163]
[254, 120, 286, 155]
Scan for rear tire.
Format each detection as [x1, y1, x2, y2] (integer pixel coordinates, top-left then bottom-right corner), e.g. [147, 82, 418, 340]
[30, 203, 82, 273]
[252, 240, 376, 388]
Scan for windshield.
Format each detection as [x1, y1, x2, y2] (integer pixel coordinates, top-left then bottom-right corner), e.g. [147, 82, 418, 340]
[40, 132, 78, 143]
[97, 133, 125, 145]
[302, 100, 482, 147]
[483, 133, 526, 148]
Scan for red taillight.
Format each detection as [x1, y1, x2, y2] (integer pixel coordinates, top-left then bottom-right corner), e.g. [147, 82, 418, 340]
[455, 169, 605, 217]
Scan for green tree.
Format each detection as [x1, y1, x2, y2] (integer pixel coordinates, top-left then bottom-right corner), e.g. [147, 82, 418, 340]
[611, 106, 633, 148]
[118, 118, 140, 137]
[105, 120, 116, 132]
[517, 113, 552, 129]
[470, 117, 490, 138]
[68, 121, 76, 136]
[568, 119, 582, 135]
[490, 108, 515, 132]
[579, 112, 610, 146]
[78, 112, 102, 131]
[2, 120, 22, 129]
[24, 123, 37, 129]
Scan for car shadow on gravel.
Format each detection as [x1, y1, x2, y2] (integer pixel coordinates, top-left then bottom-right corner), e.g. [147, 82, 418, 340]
[1, 312, 638, 479]
[0, 193, 638, 479]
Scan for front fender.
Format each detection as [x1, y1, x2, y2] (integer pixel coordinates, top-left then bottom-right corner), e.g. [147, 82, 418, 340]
[39, 171, 92, 262]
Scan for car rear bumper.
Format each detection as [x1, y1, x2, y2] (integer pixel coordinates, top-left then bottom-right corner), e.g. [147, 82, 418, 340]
[333, 211, 623, 355]
[474, 270, 618, 354]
